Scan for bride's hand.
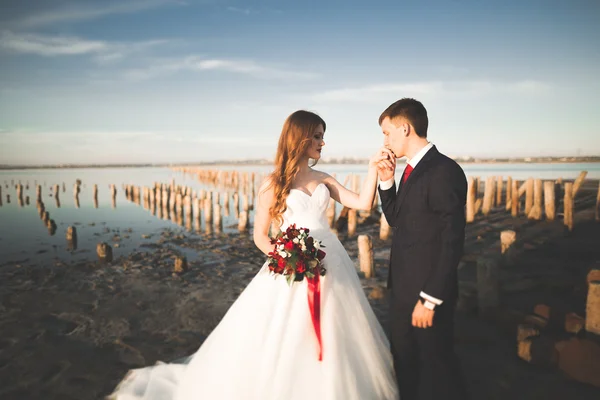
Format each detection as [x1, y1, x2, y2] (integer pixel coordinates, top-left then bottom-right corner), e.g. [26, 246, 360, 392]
[369, 147, 395, 170]
[371, 148, 396, 181]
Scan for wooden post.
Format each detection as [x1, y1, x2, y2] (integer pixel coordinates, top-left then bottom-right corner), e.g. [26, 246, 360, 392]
[66, 226, 78, 250]
[482, 176, 494, 215]
[586, 280, 600, 335]
[232, 192, 240, 218]
[358, 235, 374, 278]
[505, 177, 512, 211]
[223, 192, 230, 217]
[47, 219, 57, 235]
[238, 211, 249, 232]
[528, 179, 543, 220]
[348, 209, 357, 237]
[525, 178, 534, 216]
[501, 230, 516, 254]
[544, 181, 556, 221]
[466, 177, 476, 223]
[572, 171, 588, 197]
[36, 185, 42, 201]
[496, 176, 503, 207]
[214, 204, 222, 233]
[477, 255, 500, 314]
[564, 182, 574, 231]
[380, 212, 391, 240]
[97, 242, 113, 263]
[517, 323, 540, 342]
[511, 180, 519, 217]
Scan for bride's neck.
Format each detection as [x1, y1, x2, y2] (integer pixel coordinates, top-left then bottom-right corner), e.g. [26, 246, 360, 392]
[297, 158, 311, 174]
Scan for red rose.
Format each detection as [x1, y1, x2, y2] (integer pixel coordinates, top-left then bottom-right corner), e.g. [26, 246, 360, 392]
[284, 241, 294, 251]
[296, 260, 306, 274]
[277, 258, 286, 268]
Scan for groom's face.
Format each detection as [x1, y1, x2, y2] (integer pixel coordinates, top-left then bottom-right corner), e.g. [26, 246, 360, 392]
[380, 117, 407, 158]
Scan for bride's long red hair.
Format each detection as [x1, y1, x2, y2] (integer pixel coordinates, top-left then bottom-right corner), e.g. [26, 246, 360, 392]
[267, 110, 326, 227]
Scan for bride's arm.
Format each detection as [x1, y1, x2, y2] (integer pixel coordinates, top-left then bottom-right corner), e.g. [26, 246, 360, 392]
[323, 147, 395, 211]
[253, 178, 276, 256]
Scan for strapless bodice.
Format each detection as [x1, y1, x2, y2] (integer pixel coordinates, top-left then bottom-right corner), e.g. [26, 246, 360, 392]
[280, 183, 330, 233]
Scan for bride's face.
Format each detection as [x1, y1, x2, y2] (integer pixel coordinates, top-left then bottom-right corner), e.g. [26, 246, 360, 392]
[305, 124, 325, 160]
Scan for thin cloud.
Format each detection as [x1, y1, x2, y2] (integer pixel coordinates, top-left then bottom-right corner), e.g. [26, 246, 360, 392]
[0, 31, 169, 61]
[0, 30, 107, 56]
[13, 0, 187, 28]
[311, 80, 551, 103]
[123, 55, 318, 81]
[227, 6, 252, 15]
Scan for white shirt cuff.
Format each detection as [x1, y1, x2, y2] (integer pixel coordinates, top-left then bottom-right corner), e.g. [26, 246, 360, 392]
[420, 291, 443, 305]
[379, 177, 395, 191]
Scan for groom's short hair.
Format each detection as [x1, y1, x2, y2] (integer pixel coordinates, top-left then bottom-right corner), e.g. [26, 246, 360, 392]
[379, 98, 428, 138]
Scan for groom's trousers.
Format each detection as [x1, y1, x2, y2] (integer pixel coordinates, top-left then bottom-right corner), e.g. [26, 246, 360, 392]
[389, 300, 468, 400]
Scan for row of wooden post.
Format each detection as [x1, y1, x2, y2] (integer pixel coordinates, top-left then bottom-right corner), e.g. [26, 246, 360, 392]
[467, 172, 591, 230]
[0, 181, 117, 209]
[123, 182, 252, 234]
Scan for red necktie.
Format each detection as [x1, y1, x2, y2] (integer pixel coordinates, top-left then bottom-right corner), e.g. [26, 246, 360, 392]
[402, 164, 414, 184]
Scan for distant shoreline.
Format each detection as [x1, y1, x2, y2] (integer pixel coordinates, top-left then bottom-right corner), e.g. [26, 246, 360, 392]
[1, 157, 599, 170]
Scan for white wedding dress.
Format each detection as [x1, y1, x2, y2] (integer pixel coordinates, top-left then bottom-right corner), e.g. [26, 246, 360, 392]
[109, 183, 399, 399]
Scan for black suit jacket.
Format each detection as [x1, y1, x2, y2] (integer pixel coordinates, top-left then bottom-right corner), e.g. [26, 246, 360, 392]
[378, 146, 467, 306]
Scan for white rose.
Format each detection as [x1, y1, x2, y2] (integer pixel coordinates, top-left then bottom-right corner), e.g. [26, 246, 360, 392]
[279, 251, 288, 258]
[314, 241, 320, 249]
[293, 238, 299, 244]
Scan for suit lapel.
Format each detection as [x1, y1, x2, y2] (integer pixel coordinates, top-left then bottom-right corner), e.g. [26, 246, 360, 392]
[395, 145, 439, 214]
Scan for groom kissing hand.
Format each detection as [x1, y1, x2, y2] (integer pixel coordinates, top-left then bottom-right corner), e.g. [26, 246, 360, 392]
[376, 98, 469, 400]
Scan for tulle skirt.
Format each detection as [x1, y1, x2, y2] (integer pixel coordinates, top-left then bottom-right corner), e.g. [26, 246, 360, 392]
[108, 228, 399, 400]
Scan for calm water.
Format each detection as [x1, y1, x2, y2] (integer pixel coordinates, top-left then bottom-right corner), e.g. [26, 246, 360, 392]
[0, 163, 598, 265]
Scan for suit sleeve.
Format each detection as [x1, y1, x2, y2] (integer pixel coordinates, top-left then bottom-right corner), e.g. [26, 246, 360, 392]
[378, 178, 398, 228]
[421, 165, 467, 301]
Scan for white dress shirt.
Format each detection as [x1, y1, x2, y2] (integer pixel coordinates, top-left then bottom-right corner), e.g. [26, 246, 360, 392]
[379, 142, 443, 309]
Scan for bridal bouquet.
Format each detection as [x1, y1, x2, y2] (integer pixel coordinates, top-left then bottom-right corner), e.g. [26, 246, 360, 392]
[267, 223, 326, 285]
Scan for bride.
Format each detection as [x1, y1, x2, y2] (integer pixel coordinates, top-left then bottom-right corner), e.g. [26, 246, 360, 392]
[109, 110, 399, 399]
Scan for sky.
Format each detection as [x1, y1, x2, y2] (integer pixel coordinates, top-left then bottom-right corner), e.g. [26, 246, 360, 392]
[0, 0, 599, 165]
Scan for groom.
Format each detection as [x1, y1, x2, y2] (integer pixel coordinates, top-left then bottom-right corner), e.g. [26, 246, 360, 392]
[376, 98, 468, 400]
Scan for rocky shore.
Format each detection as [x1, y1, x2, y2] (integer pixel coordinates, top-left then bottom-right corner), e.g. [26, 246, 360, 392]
[1, 203, 600, 399]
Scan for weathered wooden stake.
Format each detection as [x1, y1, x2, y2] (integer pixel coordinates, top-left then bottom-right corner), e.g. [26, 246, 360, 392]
[348, 209, 357, 236]
[505, 177, 513, 211]
[238, 211, 249, 232]
[544, 181, 556, 221]
[528, 179, 543, 220]
[511, 180, 519, 217]
[482, 176, 495, 215]
[564, 182, 574, 231]
[572, 171, 588, 197]
[380, 212, 391, 240]
[496, 176, 503, 207]
[214, 204, 222, 232]
[358, 235, 374, 278]
[97, 242, 113, 263]
[466, 177, 476, 223]
[524, 178, 534, 216]
[586, 280, 600, 335]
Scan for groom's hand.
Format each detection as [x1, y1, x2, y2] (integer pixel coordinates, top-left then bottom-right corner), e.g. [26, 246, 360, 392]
[412, 300, 434, 328]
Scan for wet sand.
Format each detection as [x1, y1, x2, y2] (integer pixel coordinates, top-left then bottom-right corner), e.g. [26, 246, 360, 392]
[1, 192, 600, 399]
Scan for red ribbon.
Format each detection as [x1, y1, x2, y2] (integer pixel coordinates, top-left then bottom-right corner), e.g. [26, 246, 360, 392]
[307, 268, 323, 361]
